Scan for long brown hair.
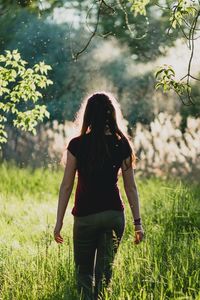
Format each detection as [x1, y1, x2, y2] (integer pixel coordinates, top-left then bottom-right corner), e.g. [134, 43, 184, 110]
[61, 91, 137, 173]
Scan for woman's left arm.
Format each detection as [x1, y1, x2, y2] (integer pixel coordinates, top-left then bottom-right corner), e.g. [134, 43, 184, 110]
[54, 150, 77, 243]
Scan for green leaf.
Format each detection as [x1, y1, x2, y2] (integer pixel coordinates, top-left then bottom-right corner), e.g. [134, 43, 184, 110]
[0, 49, 53, 146]
[44, 110, 50, 118]
[155, 69, 164, 78]
[155, 82, 163, 90]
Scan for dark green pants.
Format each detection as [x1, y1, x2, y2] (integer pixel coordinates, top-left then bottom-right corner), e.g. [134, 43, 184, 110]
[73, 210, 125, 300]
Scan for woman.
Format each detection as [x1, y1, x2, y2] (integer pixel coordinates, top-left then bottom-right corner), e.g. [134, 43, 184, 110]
[53, 92, 144, 300]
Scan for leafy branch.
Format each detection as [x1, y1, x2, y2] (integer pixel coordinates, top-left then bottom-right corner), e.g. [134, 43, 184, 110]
[155, 64, 192, 105]
[0, 49, 53, 147]
[130, 0, 200, 104]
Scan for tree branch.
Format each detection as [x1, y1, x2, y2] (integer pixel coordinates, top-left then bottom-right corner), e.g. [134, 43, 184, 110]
[118, 0, 149, 40]
[71, 0, 103, 61]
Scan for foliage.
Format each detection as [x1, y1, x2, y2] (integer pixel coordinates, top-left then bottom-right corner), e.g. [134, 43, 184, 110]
[155, 64, 191, 104]
[169, 0, 197, 29]
[129, 0, 150, 16]
[1, 9, 159, 126]
[0, 49, 53, 147]
[0, 0, 179, 61]
[0, 165, 199, 299]
[129, 0, 200, 102]
[97, 1, 177, 62]
[0, 10, 90, 123]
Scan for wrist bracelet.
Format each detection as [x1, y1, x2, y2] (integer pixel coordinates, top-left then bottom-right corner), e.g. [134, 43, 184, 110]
[133, 218, 142, 225]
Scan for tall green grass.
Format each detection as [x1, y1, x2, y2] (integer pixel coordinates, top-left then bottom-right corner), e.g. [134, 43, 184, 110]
[0, 162, 199, 300]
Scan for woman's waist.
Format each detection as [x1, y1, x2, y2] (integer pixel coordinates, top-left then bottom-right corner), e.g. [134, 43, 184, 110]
[73, 208, 125, 220]
[76, 182, 119, 193]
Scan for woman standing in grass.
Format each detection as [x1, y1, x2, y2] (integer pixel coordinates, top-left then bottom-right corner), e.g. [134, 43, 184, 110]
[54, 92, 144, 300]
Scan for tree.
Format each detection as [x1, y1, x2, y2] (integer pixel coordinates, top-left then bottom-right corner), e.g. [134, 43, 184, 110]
[71, 0, 200, 105]
[1, 0, 199, 105]
[0, 49, 53, 147]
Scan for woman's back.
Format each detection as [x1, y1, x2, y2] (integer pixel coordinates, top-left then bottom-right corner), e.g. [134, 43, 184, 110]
[67, 132, 132, 216]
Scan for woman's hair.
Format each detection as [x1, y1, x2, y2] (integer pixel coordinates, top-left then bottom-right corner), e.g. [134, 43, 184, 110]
[60, 91, 137, 173]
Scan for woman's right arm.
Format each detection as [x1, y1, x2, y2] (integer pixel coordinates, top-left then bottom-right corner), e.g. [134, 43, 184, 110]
[121, 157, 144, 243]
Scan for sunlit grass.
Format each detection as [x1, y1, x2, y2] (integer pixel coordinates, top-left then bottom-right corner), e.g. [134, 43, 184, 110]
[0, 163, 200, 300]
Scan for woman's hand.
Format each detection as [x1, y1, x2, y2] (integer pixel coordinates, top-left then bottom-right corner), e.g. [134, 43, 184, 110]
[134, 224, 144, 244]
[53, 222, 64, 244]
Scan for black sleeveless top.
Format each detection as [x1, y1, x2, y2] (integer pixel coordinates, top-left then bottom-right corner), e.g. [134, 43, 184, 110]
[67, 133, 132, 216]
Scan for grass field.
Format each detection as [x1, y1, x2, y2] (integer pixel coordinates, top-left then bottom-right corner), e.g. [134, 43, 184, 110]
[0, 162, 200, 300]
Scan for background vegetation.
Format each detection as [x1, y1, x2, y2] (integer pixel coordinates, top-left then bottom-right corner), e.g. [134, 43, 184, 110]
[0, 0, 200, 125]
[1, 0, 200, 179]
